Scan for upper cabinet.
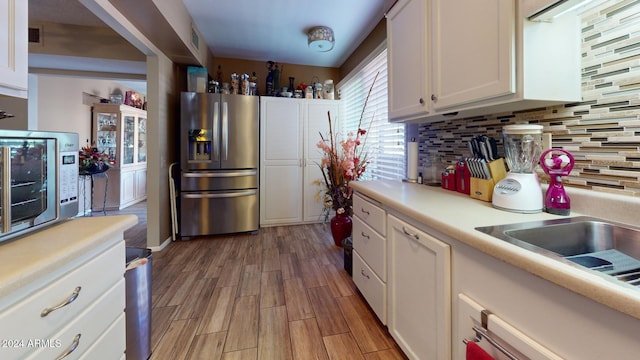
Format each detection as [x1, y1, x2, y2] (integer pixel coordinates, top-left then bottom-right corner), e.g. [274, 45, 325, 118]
[387, 0, 582, 123]
[431, 0, 515, 110]
[93, 104, 147, 169]
[386, 0, 430, 122]
[0, 0, 28, 98]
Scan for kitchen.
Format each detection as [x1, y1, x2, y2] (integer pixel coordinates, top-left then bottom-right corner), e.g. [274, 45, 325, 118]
[1, 0, 640, 359]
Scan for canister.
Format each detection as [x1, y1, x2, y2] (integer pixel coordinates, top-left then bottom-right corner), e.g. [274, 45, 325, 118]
[323, 79, 334, 99]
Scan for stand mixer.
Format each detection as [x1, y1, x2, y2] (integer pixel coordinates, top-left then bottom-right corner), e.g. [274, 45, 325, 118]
[540, 148, 575, 215]
[492, 125, 544, 213]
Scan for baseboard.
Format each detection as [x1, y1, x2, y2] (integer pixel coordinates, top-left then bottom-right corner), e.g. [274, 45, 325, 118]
[149, 236, 172, 252]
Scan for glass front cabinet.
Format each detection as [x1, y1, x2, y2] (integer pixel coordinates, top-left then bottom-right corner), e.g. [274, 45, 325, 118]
[91, 103, 147, 210]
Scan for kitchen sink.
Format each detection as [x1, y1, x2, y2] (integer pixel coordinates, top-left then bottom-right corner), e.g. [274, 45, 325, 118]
[475, 217, 640, 288]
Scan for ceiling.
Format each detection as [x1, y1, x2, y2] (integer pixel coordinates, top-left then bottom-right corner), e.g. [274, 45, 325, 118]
[28, 0, 389, 71]
[182, 0, 387, 68]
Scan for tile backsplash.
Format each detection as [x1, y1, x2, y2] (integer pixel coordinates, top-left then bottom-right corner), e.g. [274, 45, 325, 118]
[418, 0, 640, 198]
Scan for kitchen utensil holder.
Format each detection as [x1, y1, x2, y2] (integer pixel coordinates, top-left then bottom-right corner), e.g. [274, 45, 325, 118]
[470, 177, 495, 201]
[470, 159, 507, 202]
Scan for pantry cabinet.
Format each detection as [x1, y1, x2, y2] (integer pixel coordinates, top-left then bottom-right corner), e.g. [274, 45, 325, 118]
[91, 103, 147, 210]
[260, 97, 340, 226]
[387, 214, 451, 360]
[0, 0, 28, 98]
[387, 0, 581, 123]
[386, 0, 431, 122]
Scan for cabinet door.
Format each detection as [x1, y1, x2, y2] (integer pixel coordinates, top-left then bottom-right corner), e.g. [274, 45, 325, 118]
[0, 0, 27, 98]
[137, 117, 147, 163]
[431, 0, 515, 110]
[135, 169, 147, 201]
[388, 214, 451, 360]
[387, 0, 430, 122]
[260, 98, 304, 225]
[303, 100, 339, 222]
[262, 165, 303, 224]
[95, 112, 119, 167]
[120, 170, 136, 205]
[122, 116, 136, 165]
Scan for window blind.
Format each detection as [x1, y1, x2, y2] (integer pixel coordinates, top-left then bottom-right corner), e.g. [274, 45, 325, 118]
[337, 47, 405, 180]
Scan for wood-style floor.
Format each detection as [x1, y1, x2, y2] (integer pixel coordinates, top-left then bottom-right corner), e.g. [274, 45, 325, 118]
[100, 202, 406, 359]
[149, 225, 406, 360]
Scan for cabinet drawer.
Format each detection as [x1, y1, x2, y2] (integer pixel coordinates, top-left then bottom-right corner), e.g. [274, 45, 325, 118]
[353, 194, 386, 235]
[80, 312, 126, 360]
[353, 250, 386, 324]
[0, 241, 124, 358]
[26, 278, 125, 360]
[352, 217, 386, 281]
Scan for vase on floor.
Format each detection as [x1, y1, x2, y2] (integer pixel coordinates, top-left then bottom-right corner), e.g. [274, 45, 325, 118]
[330, 212, 352, 247]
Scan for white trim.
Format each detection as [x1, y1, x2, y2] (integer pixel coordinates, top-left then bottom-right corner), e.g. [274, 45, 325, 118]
[337, 40, 387, 90]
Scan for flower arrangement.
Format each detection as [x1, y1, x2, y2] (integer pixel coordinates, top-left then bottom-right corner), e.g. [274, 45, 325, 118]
[79, 145, 111, 175]
[315, 73, 378, 220]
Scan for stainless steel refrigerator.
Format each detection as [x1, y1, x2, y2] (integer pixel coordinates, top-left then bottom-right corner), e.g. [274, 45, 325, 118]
[179, 92, 259, 237]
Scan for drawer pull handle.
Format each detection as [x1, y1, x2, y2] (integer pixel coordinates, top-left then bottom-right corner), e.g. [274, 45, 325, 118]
[402, 227, 420, 241]
[54, 333, 81, 360]
[361, 232, 370, 239]
[41, 286, 82, 317]
[361, 269, 370, 279]
[360, 208, 370, 216]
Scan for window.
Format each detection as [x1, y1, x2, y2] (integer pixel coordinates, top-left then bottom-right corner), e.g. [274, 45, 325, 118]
[337, 46, 405, 180]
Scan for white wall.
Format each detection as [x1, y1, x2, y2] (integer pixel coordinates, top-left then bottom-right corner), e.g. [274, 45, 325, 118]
[32, 74, 145, 147]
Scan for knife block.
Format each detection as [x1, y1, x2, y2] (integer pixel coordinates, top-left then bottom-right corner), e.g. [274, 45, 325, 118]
[470, 159, 507, 202]
[470, 178, 495, 201]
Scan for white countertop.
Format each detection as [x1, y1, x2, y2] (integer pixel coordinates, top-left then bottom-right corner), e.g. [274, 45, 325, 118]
[350, 180, 640, 320]
[0, 215, 138, 300]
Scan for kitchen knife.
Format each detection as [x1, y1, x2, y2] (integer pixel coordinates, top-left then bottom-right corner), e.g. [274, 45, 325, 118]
[480, 159, 491, 179]
[479, 141, 489, 161]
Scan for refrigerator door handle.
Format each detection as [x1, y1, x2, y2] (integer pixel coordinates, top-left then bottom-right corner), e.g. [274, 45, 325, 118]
[213, 101, 220, 162]
[183, 190, 257, 199]
[222, 101, 229, 161]
[183, 170, 257, 178]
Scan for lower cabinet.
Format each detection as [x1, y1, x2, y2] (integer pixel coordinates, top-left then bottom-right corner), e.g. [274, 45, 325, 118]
[352, 193, 387, 323]
[387, 214, 451, 360]
[92, 166, 147, 211]
[0, 241, 126, 359]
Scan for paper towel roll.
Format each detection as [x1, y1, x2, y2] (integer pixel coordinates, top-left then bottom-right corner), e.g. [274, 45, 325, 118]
[407, 141, 418, 181]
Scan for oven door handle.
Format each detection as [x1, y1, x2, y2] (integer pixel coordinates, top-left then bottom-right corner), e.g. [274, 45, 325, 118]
[1, 146, 11, 233]
[183, 190, 257, 199]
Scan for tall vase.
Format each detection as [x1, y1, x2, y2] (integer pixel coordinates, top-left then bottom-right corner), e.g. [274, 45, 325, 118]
[330, 212, 352, 247]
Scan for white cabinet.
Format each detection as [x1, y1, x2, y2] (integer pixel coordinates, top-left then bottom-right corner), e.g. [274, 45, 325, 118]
[387, 0, 581, 123]
[0, 0, 27, 98]
[260, 97, 339, 226]
[352, 194, 387, 323]
[388, 214, 451, 360]
[457, 293, 563, 360]
[0, 241, 126, 359]
[91, 104, 147, 210]
[431, 0, 515, 110]
[386, 0, 431, 122]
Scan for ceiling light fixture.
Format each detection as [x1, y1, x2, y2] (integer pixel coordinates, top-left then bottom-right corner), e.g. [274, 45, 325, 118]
[307, 26, 335, 52]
